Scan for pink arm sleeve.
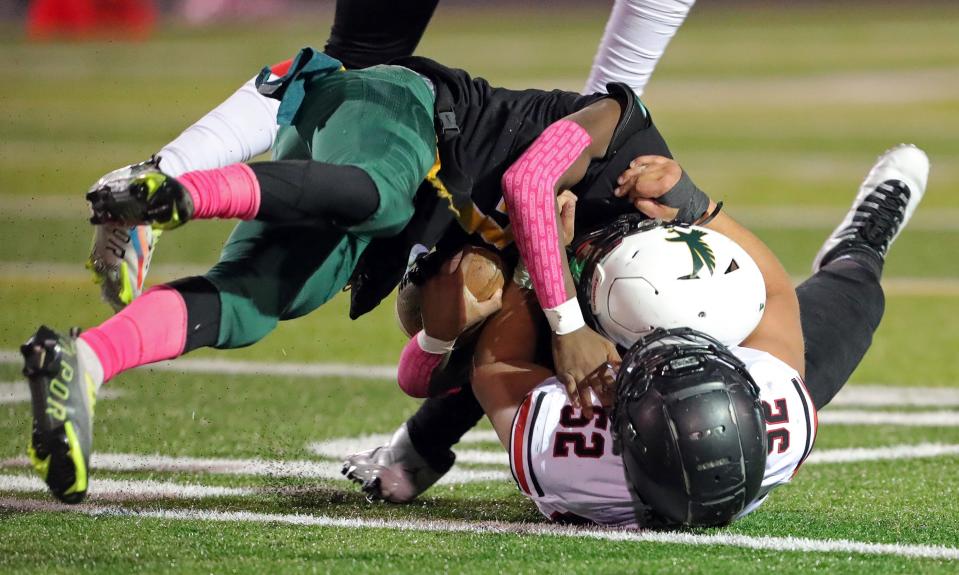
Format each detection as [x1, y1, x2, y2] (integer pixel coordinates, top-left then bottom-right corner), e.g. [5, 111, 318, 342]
[501, 120, 592, 310]
[397, 331, 447, 399]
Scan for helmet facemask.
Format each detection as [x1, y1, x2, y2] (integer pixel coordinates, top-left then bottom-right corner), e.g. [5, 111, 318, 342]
[611, 327, 767, 528]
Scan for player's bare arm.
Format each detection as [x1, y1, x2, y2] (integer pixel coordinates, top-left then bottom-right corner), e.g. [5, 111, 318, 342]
[615, 155, 804, 375]
[473, 191, 615, 444]
[472, 282, 553, 448]
[702, 210, 804, 376]
[394, 248, 504, 398]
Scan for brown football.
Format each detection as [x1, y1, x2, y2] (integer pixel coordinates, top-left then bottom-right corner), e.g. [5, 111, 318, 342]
[463, 246, 505, 301]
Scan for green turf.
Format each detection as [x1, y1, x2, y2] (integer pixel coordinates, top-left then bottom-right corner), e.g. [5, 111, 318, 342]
[3, 512, 955, 575]
[2, 2, 959, 573]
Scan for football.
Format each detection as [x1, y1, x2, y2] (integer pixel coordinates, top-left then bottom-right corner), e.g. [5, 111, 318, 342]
[463, 245, 505, 301]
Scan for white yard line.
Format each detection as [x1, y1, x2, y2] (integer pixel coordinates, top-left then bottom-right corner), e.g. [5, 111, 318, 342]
[819, 411, 959, 427]
[0, 382, 122, 405]
[0, 453, 510, 485]
[805, 443, 959, 465]
[0, 473, 251, 499]
[736, 206, 959, 232]
[830, 385, 959, 407]
[0, 262, 209, 283]
[306, 430, 501, 460]
[1, 497, 957, 561]
[0, 350, 399, 380]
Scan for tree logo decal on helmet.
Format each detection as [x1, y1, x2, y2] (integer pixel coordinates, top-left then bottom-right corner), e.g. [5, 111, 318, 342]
[666, 228, 716, 277]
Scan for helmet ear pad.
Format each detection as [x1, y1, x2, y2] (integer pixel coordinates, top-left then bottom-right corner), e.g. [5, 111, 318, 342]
[619, 362, 767, 527]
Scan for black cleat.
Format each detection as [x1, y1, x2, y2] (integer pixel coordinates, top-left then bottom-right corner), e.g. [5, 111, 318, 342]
[86, 158, 193, 230]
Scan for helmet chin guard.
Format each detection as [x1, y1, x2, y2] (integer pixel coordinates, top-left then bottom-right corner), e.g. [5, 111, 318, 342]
[611, 327, 767, 528]
[571, 215, 765, 348]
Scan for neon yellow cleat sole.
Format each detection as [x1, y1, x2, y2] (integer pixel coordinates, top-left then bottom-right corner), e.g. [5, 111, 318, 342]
[22, 326, 96, 504]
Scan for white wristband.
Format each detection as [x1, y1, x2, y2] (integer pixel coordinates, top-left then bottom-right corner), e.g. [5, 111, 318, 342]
[544, 297, 586, 335]
[417, 331, 456, 355]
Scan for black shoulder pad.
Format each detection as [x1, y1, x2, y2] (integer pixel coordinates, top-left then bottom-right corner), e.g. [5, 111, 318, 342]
[604, 82, 651, 157]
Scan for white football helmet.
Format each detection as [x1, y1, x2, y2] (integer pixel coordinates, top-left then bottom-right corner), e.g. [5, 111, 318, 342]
[572, 216, 765, 347]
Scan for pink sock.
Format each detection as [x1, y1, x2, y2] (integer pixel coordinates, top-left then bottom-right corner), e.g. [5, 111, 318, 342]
[179, 163, 261, 220]
[79, 286, 188, 382]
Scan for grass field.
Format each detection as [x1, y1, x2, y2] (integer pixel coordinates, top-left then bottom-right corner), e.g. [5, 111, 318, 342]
[2, 3, 959, 573]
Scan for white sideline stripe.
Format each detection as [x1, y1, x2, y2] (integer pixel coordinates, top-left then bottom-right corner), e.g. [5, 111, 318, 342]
[819, 411, 959, 427]
[0, 473, 251, 499]
[0, 350, 399, 380]
[0, 382, 122, 405]
[306, 430, 502, 461]
[0, 453, 510, 485]
[143, 358, 399, 380]
[830, 385, 959, 407]
[3, 263, 959, 296]
[805, 443, 959, 465]
[1, 498, 957, 561]
[0, 262, 209, 282]
[736, 206, 959, 232]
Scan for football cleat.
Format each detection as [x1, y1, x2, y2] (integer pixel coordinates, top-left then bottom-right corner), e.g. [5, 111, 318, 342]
[86, 159, 193, 230]
[813, 144, 929, 272]
[88, 224, 160, 311]
[341, 424, 449, 503]
[22, 326, 98, 504]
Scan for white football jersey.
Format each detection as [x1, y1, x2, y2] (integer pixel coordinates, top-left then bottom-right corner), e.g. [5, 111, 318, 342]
[509, 346, 817, 527]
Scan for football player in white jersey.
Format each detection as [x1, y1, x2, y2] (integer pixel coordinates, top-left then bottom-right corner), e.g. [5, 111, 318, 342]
[469, 151, 811, 526]
[346, 144, 928, 526]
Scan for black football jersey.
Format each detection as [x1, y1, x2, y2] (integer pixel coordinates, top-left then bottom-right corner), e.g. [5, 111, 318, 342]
[397, 57, 672, 252]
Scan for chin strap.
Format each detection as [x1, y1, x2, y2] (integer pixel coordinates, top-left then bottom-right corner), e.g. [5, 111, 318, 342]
[692, 200, 724, 227]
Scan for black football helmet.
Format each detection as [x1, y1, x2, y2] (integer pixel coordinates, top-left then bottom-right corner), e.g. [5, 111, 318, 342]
[611, 327, 767, 528]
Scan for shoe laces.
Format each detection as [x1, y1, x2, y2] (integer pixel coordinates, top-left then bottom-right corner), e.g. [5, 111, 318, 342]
[837, 179, 910, 256]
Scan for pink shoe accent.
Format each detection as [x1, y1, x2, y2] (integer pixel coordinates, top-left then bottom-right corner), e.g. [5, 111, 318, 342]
[79, 286, 188, 382]
[397, 332, 446, 399]
[179, 163, 261, 220]
[501, 120, 591, 310]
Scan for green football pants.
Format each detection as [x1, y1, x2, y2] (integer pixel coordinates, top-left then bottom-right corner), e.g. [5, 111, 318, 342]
[203, 65, 436, 348]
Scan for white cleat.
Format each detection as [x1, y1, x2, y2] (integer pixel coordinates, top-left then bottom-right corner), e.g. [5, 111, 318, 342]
[812, 144, 929, 273]
[341, 424, 449, 503]
[86, 158, 165, 311]
[88, 223, 160, 312]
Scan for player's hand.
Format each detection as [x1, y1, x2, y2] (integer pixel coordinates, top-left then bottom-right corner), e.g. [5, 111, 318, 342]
[552, 326, 621, 418]
[613, 155, 682, 220]
[579, 360, 619, 408]
[557, 190, 577, 246]
[420, 250, 503, 342]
